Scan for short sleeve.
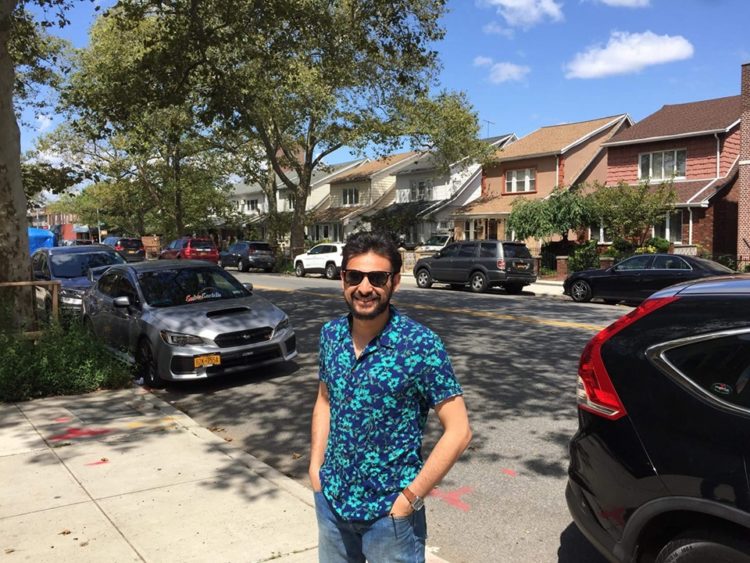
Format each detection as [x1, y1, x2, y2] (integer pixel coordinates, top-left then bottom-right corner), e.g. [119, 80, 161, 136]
[318, 325, 329, 385]
[418, 335, 463, 407]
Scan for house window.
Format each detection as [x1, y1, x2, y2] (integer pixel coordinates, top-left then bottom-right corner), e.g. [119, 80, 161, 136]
[343, 188, 359, 206]
[410, 180, 433, 201]
[589, 223, 612, 244]
[639, 149, 687, 180]
[287, 194, 294, 210]
[653, 209, 683, 244]
[505, 169, 536, 193]
[250, 199, 258, 211]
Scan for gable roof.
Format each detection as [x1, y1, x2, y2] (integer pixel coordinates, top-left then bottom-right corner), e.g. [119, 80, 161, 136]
[491, 115, 628, 162]
[605, 95, 742, 147]
[330, 152, 419, 184]
[395, 134, 516, 176]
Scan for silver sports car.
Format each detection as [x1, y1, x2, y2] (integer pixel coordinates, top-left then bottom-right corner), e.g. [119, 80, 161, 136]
[82, 260, 297, 387]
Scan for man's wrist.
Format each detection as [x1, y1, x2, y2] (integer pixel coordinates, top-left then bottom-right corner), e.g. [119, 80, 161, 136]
[402, 485, 425, 511]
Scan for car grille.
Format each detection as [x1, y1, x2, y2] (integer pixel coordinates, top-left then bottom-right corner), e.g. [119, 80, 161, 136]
[214, 327, 273, 348]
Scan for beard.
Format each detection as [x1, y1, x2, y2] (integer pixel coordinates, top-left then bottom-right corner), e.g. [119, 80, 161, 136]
[346, 288, 392, 320]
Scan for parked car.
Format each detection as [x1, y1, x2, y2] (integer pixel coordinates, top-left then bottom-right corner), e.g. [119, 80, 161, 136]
[567, 274, 750, 562]
[82, 260, 297, 387]
[219, 240, 275, 272]
[416, 233, 454, 253]
[563, 253, 734, 304]
[158, 237, 219, 264]
[293, 243, 345, 279]
[31, 245, 126, 318]
[103, 236, 146, 262]
[413, 240, 536, 293]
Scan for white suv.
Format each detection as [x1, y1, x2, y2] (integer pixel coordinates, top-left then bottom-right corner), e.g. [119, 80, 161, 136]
[293, 243, 345, 280]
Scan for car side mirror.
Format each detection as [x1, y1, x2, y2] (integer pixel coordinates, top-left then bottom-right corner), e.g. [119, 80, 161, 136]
[113, 296, 131, 307]
[243, 282, 253, 293]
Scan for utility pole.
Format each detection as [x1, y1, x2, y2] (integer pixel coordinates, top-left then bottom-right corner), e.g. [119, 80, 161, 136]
[96, 208, 102, 243]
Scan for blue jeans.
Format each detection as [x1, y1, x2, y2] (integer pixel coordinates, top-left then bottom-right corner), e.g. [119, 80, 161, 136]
[314, 491, 427, 563]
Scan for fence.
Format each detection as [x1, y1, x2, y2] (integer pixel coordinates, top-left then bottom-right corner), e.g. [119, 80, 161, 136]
[0, 280, 61, 338]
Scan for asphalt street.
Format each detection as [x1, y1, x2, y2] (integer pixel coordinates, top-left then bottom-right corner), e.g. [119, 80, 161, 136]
[153, 271, 632, 563]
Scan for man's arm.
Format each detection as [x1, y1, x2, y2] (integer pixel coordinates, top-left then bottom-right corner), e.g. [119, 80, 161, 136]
[309, 381, 330, 492]
[391, 395, 471, 514]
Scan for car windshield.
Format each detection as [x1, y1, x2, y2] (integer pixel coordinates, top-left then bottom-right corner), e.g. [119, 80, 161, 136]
[50, 251, 125, 278]
[693, 257, 735, 274]
[138, 267, 249, 307]
[502, 244, 532, 258]
[424, 235, 448, 246]
[190, 240, 215, 250]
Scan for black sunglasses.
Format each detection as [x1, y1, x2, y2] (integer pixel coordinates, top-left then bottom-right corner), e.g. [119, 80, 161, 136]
[342, 269, 394, 288]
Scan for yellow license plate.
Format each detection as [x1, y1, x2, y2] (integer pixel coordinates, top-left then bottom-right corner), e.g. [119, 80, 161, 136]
[194, 354, 221, 368]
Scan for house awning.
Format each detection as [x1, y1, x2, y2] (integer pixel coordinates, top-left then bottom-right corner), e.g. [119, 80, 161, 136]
[312, 206, 361, 224]
[673, 164, 738, 206]
[451, 196, 511, 219]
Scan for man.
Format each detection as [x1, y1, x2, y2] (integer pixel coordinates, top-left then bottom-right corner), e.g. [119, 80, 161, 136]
[309, 231, 472, 562]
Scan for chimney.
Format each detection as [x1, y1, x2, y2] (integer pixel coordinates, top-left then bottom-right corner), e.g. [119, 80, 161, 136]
[738, 63, 750, 262]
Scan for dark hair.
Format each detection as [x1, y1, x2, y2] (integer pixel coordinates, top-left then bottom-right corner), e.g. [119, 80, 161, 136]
[342, 231, 402, 273]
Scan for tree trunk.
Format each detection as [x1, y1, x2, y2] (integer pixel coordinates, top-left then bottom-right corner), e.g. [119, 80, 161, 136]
[172, 146, 184, 235]
[289, 179, 309, 258]
[0, 0, 35, 330]
[261, 164, 279, 247]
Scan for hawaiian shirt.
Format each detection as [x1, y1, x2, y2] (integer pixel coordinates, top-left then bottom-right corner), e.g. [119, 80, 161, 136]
[318, 305, 463, 521]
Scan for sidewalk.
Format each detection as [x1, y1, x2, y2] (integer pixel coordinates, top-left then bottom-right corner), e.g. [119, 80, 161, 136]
[399, 271, 566, 298]
[0, 388, 449, 562]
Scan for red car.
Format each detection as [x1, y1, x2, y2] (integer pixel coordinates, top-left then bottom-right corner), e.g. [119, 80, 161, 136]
[158, 238, 219, 263]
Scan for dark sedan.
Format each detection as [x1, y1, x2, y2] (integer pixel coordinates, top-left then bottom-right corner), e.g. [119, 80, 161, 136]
[219, 240, 275, 272]
[563, 253, 735, 304]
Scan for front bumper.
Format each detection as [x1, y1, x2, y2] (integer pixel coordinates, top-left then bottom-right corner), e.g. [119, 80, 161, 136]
[156, 329, 297, 381]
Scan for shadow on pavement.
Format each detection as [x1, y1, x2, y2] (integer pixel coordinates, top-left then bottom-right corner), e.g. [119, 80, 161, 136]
[558, 522, 608, 563]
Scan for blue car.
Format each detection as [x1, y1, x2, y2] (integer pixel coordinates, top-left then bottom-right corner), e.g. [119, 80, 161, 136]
[31, 245, 126, 318]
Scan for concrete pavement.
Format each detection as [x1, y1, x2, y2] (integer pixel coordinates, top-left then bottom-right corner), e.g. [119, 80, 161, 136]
[398, 271, 567, 298]
[0, 387, 450, 562]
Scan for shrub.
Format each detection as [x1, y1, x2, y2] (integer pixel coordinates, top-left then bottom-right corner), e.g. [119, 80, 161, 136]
[714, 254, 739, 271]
[0, 321, 133, 402]
[569, 241, 600, 273]
[604, 238, 636, 262]
[644, 237, 671, 253]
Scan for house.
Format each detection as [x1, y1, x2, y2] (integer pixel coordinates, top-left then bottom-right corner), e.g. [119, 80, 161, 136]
[452, 114, 631, 252]
[309, 152, 421, 242]
[604, 95, 741, 257]
[365, 134, 516, 245]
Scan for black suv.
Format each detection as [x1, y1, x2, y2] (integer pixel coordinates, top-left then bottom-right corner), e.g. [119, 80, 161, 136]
[412, 240, 536, 293]
[102, 236, 146, 262]
[568, 275, 750, 563]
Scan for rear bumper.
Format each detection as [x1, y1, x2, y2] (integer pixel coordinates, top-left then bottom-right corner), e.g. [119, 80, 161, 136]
[486, 271, 537, 285]
[566, 480, 619, 562]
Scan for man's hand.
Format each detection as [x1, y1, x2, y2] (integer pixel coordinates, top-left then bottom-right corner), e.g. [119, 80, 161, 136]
[389, 493, 414, 518]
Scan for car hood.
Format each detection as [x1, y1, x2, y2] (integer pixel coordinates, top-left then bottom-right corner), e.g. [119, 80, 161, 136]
[57, 276, 93, 292]
[147, 295, 286, 337]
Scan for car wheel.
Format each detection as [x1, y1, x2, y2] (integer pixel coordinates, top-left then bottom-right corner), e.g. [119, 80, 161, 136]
[238, 258, 247, 272]
[504, 283, 523, 295]
[570, 280, 593, 302]
[469, 271, 488, 293]
[656, 529, 750, 563]
[324, 262, 337, 280]
[449, 283, 464, 290]
[295, 262, 305, 277]
[415, 269, 433, 289]
[137, 339, 165, 389]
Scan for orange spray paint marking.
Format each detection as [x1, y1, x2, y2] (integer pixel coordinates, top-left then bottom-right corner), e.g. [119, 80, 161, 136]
[53, 417, 71, 423]
[501, 468, 517, 477]
[428, 486, 474, 512]
[49, 427, 112, 441]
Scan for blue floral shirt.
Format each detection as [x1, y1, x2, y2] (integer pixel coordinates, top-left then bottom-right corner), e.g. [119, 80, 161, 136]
[318, 306, 463, 521]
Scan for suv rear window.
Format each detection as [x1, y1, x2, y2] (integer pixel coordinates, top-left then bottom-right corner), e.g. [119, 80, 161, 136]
[248, 243, 272, 252]
[502, 243, 531, 259]
[190, 239, 215, 250]
[119, 239, 143, 249]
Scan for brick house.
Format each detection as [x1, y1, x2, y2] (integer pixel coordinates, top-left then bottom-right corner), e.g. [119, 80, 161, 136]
[604, 95, 742, 258]
[452, 115, 631, 253]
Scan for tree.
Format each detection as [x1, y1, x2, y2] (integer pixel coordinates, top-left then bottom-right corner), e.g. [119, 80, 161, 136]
[507, 187, 593, 242]
[588, 181, 676, 247]
[1, 0, 78, 330]
[104, 0, 487, 256]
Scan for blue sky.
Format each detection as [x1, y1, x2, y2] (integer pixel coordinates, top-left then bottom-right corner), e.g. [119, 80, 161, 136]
[21, 0, 750, 161]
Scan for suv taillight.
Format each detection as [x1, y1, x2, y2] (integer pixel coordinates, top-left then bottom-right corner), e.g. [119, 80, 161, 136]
[577, 296, 679, 420]
[114, 244, 123, 251]
[497, 259, 506, 270]
[183, 246, 192, 257]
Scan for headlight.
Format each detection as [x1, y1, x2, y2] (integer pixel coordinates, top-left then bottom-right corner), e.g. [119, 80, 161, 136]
[160, 330, 205, 346]
[274, 318, 290, 335]
[60, 288, 84, 306]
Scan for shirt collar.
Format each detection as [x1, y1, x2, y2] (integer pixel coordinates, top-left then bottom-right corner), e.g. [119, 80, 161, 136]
[340, 305, 402, 350]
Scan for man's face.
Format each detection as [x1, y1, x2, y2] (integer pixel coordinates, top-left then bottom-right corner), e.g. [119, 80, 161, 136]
[341, 251, 401, 320]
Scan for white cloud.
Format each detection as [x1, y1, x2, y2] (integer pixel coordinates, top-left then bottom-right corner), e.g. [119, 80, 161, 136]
[489, 62, 531, 83]
[481, 0, 563, 29]
[482, 21, 514, 38]
[597, 0, 650, 6]
[474, 56, 494, 67]
[565, 31, 694, 79]
[35, 114, 52, 132]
